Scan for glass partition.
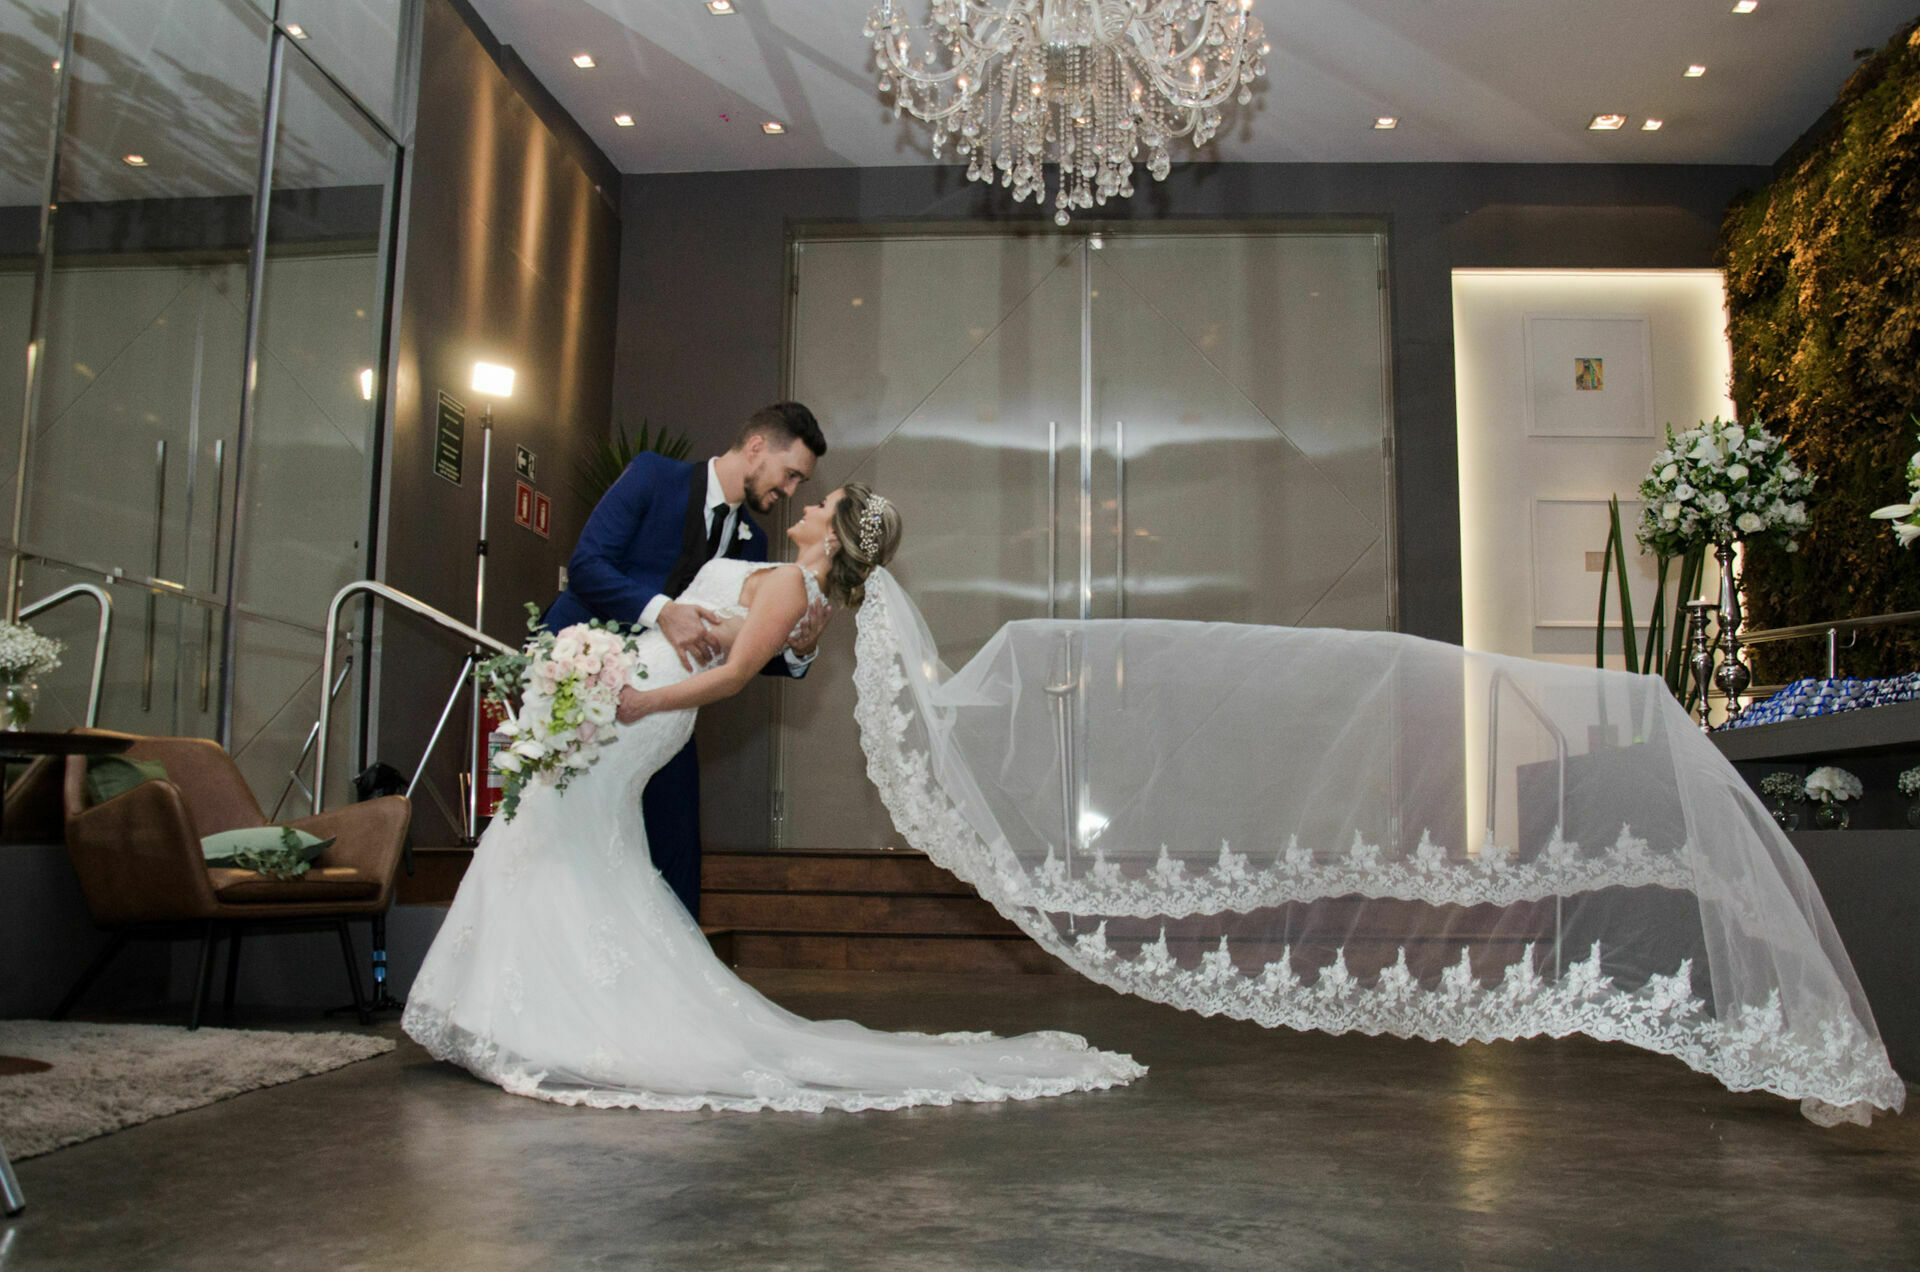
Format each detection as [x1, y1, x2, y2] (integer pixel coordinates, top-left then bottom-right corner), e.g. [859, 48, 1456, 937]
[2, 0, 410, 804]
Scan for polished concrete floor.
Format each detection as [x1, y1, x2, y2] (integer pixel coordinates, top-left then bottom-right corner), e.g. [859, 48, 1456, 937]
[4, 970, 1917, 1271]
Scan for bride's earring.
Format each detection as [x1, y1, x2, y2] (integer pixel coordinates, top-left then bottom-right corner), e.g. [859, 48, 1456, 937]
[824, 534, 838, 553]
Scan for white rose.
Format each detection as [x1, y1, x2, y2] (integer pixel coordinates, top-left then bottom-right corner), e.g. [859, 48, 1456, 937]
[1726, 463, 1749, 483]
[1736, 512, 1765, 535]
[1704, 491, 1729, 514]
[1662, 502, 1682, 523]
[1659, 463, 1679, 483]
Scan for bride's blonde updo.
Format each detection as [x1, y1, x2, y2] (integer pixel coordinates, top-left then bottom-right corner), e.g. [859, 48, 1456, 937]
[825, 481, 902, 610]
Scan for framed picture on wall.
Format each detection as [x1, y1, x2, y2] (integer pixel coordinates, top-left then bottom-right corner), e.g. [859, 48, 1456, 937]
[1531, 498, 1664, 628]
[1523, 313, 1655, 437]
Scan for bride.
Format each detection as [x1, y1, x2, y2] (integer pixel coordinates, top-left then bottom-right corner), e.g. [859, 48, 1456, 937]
[402, 483, 1146, 1111]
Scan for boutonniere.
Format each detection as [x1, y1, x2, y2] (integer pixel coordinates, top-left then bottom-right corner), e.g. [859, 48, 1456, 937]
[734, 521, 752, 542]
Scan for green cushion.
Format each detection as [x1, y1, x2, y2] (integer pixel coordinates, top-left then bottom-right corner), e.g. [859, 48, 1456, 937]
[84, 756, 170, 807]
[200, 826, 335, 881]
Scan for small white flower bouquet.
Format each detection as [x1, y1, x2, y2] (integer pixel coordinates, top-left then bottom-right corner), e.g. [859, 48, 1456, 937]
[480, 604, 646, 822]
[1898, 766, 1920, 799]
[1636, 416, 1813, 556]
[1868, 417, 1920, 548]
[0, 620, 63, 681]
[1804, 765, 1862, 805]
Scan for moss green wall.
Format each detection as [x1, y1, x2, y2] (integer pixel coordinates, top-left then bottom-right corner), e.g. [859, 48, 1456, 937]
[1724, 22, 1920, 679]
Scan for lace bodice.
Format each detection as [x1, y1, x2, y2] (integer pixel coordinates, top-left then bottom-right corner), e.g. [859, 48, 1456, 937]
[676, 557, 825, 648]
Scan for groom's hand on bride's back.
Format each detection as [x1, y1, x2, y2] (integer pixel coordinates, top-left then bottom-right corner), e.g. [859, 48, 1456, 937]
[658, 601, 724, 670]
[788, 599, 831, 658]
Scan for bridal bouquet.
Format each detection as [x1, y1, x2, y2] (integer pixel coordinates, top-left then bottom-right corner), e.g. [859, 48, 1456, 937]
[480, 604, 646, 822]
[1636, 416, 1812, 556]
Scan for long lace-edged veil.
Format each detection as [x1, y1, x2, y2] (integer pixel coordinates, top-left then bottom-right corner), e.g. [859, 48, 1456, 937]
[850, 567, 1905, 1125]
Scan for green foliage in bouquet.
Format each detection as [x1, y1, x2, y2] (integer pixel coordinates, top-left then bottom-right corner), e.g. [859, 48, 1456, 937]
[569, 419, 694, 509]
[1594, 495, 1707, 714]
[1720, 20, 1920, 680]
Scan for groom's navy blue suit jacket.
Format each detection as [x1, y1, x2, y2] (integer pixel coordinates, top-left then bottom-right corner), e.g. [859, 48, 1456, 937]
[543, 452, 767, 633]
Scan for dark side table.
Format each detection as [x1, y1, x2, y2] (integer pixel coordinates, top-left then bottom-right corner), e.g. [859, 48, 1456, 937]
[0, 730, 130, 1217]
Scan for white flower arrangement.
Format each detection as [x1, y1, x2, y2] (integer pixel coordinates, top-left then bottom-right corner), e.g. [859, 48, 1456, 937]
[1898, 766, 1920, 799]
[479, 604, 647, 822]
[1758, 771, 1805, 803]
[1804, 766, 1862, 805]
[0, 620, 63, 680]
[1868, 418, 1920, 548]
[1636, 416, 1813, 556]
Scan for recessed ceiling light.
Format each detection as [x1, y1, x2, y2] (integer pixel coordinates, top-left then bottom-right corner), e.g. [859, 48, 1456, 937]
[613, 113, 634, 127]
[1685, 64, 1707, 77]
[706, 0, 734, 13]
[122, 153, 148, 167]
[1373, 116, 1398, 130]
[762, 121, 785, 134]
[1733, 1, 1758, 12]
[572, 53, 595, 69]
[1642, 119, 1664, 131]
[1588, 114, 1627, 131]
[284, 23, 308, 39]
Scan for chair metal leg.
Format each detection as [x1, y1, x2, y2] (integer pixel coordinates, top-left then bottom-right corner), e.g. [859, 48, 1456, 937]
[335, 921, 371, 1025]
[50, 930, 128, 1021]
[1, 1139, 23, 1217]
[188, 920, 218, 1031]
[222, 925, 244, 1021]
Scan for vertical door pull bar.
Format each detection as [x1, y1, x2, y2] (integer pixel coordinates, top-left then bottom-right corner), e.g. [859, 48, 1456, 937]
[1047, 420, 1058, 620]
[143, 440, 166, 710]
[201, 439, 224, 712]
[1114, 419, 1125, 619]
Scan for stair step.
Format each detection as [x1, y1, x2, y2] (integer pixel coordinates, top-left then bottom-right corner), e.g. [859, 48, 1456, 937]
[702, 850, 969, 896]
[729, 933, 1068, 974]
[699, 891, 1021, 937]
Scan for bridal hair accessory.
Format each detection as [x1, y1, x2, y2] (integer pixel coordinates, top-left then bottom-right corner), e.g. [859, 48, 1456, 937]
[858, 494, 889, 558]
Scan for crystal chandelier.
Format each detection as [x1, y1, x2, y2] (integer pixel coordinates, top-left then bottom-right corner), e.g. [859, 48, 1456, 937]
[867, 0, 1269, 225]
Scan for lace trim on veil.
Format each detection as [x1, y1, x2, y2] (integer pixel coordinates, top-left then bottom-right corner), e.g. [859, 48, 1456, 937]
[850, 577, 1908, 1122]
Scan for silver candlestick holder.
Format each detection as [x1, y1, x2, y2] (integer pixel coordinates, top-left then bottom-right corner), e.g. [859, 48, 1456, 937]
[1711, 541, 1751, 724]
[1685, 599, 1718, 731]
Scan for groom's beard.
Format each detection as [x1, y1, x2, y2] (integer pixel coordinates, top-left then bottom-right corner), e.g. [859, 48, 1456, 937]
[741, 475, 780, 514]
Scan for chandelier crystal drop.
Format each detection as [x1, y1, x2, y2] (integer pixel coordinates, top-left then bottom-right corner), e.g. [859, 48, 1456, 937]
[866, 0, 1269, 225]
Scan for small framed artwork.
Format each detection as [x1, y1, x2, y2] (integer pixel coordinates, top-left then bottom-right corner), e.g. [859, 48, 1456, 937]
[1531, 498, 1661, 628]
[1523, 314, 1655, 438]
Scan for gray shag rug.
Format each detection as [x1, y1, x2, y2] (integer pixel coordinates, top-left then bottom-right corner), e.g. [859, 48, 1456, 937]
[0, 1020, 393, 1159]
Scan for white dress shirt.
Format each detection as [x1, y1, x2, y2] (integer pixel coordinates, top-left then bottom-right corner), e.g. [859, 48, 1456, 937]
[639, 459, 813, 672]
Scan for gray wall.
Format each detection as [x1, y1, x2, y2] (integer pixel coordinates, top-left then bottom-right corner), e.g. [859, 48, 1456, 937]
[612, 161, 1768, 852]
[376, 0, 620, 842]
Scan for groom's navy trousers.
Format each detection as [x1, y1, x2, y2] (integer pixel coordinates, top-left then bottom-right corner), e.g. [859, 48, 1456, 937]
[541, 452, 800, 918]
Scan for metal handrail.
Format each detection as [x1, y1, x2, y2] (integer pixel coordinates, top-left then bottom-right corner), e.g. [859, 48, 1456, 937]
[313, 580, 515, 815]
[19, 583, 112, 727]
[1738, 609, 1920, 682]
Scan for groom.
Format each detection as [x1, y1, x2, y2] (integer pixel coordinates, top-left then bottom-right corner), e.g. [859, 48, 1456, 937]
[543, 402, 829, 915]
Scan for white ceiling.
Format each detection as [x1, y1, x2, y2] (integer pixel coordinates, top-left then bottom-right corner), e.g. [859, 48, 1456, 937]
[463, 0, 1917, 172]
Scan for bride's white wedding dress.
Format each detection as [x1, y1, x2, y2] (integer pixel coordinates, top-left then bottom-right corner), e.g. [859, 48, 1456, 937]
[401, 558, 1145, 1112]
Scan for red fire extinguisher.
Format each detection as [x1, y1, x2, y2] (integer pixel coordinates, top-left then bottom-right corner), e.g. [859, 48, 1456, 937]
[477, 695, 512, 818]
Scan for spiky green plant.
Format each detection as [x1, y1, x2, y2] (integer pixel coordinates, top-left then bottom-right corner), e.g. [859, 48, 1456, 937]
[1595, 495, 1707, 712]
[570, 419, 694, 508]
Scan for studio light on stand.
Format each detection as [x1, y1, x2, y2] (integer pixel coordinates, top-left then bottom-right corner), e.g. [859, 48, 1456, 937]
[466, 361, 515, 845]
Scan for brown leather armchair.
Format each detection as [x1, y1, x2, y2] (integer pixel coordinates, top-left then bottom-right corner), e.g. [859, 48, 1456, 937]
[53, 733, 409, 1029]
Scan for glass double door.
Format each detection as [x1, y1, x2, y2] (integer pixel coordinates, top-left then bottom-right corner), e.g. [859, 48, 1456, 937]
[775, 229, 1396, 851]
[1, 0, 404, 803]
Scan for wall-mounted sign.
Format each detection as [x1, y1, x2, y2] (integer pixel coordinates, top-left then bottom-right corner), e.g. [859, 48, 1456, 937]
[434, 392, 465, 485]
[514, 480, 535, 529]
[533, 492, 551, 539]
[515, 445, 537, 482]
